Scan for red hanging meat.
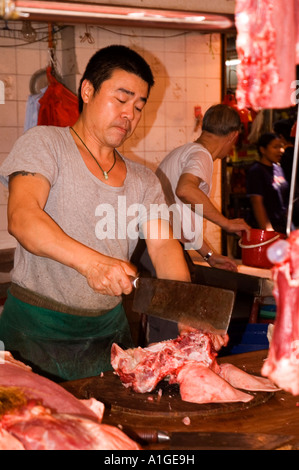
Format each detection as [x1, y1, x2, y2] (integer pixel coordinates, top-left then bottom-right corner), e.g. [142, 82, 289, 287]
[235, 0, 299, 110]
[262, 230, 299, 394]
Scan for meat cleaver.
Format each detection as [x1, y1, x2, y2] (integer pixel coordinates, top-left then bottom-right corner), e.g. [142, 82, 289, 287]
[132, 277, 235, 335]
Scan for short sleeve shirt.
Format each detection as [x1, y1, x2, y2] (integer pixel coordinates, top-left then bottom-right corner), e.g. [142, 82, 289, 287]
[157, 142, 213, 250]
[0, 126, 166, 310]
[246, 161, 289, 233]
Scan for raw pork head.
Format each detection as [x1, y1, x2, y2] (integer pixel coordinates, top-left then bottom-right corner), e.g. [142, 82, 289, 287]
[111, 331, 217, 393]
[112, 331, 278, 404]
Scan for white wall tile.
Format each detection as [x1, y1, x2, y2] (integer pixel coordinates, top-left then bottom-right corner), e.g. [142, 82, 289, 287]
[186, 53, 205, 79]
[144, 50, 167, 77]
[0, 183, 8, 205]
[0, 23, 222, 251]
[205, 78, 221, 103]
[16, 74, 31, 101]
[16, 48, 41, 75]
[165, 101, 186, 127]
[0, 75, 17, 101]
[165, 126, 187, 152]
[0, 207, 7, 231]
[0, 127, 18, 153]
[164, 77, 186, 102]
[164, 52, 186, 77]
[0, 101, 17, 126]
[144, 100, 166, 128]
[144, 126, 166, 153]
[186, 77, 206, 103]
[0, 49, 16, 74]
[205, 53, 221, 79]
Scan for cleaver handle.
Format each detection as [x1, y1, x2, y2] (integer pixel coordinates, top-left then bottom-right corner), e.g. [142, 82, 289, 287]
[129, 275, 139, 288]
[122, 426, 170, 443]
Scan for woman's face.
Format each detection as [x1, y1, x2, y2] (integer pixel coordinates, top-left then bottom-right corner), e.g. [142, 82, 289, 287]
[260, 138, 283, 166]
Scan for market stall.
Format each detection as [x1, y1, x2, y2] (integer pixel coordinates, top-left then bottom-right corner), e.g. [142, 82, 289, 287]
[1, 0, 299, 453]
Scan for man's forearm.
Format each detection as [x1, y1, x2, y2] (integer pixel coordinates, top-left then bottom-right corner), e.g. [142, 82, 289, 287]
[8, 206, 137, 295]
[145, 219, 191, 282]
[150, 240, 191, 282]
[8, 205, 95, 272]
[176, 174, 229, 229]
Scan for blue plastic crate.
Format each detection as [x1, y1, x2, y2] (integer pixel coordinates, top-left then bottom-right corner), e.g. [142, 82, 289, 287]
[230, 323, 269, 354]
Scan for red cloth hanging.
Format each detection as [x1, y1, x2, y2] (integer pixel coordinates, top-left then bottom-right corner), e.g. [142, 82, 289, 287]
[38, 67, 79, 127]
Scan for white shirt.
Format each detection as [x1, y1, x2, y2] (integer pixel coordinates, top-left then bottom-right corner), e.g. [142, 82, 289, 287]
[157, 142, 213, 250]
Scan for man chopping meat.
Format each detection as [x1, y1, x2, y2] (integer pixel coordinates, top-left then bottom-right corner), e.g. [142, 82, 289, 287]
[0, 45, 191, 382]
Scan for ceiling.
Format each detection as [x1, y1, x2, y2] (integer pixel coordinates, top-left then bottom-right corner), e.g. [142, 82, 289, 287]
[67, 0, 236, 15]
[2, 0, 236, 31]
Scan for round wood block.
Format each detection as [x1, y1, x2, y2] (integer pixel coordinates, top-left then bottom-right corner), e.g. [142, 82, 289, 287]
[62, 371, 274, 418]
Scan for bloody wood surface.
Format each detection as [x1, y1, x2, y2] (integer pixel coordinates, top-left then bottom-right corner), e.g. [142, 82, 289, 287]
[62, 350, 299, 449]
[63, 369, 272, 418]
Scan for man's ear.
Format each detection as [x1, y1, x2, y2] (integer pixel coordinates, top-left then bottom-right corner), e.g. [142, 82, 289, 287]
[229, 130, 239, 143]
[80, 79, 94, 104]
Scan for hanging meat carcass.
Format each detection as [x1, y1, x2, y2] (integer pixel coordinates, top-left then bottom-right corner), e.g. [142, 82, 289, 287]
[262, 231, 299, 394]
[235, 0, 299, 110]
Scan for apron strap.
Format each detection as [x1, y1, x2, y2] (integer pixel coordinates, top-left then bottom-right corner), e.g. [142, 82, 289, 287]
[10, 283, 112, 317]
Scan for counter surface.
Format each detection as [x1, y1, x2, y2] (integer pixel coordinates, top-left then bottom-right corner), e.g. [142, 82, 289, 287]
[62, 350, 299, 450]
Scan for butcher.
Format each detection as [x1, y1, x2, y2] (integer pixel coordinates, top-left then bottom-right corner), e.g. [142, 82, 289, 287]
[0, 45, 191, 382]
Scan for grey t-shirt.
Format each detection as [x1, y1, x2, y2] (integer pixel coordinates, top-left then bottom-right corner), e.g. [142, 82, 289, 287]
[0, 126, 166, 311]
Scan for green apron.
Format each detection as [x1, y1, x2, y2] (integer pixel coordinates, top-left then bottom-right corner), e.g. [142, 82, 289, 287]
[0, 289, 133, 382]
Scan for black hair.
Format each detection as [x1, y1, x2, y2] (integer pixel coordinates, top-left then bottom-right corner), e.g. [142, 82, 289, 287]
[78, 45, 154, 113]
[273, 119, 295, 144]
[257, 132, 280, 157]
[202, 104, 241, 136]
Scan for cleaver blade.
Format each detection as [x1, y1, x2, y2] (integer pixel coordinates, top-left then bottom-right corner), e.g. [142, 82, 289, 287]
[132, 277, 235, 335]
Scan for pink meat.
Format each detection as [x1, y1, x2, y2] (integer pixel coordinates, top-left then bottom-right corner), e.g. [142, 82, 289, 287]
[262, 230, 299, 395]
[235, 0, 297, 110]
[0, 352, 100, 420]
[176, 362, 253, 404]
[111, 332, 217, 393]
[0, 427, 25, 450]
[112, 331, 278, 404]
[219, 364, 279, 392]
[0, 402, 140, 451]
[296, 0, 299, 65]
[0, 352, 140, 450]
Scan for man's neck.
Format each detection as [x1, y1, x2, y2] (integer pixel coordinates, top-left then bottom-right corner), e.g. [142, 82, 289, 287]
[195, 132, 223, 160]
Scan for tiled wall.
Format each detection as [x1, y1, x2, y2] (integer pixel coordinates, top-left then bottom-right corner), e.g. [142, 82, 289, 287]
[0, 21, 222, 253]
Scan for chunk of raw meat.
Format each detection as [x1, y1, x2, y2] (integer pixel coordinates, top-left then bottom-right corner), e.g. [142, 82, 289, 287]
[0, 402, 140, 450]
[262, 230, 299, 395]
[0, 427, 25, 450]
[0, 352, 100, 419]
[0, 352, 140, 450]
[111, 332, 217, 393]
[112, 331, 278, 404]
[176, 362, 253, 404]
[219, 364, 280, 392]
